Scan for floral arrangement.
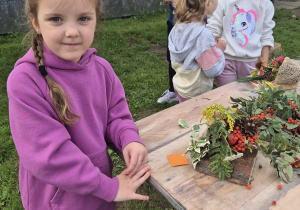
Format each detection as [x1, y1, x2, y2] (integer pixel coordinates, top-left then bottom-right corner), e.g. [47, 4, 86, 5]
[181, 83, 300, 182]
[236, 56, 285, 87]
[253, 56, 284, 80]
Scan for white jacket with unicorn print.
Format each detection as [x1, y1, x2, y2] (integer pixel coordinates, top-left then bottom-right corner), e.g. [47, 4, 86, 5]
[207, 0, 275, 62]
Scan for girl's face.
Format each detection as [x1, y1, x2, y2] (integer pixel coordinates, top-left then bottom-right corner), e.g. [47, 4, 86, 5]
[32, 0, 97, 63]
[206, 0, 218, 16]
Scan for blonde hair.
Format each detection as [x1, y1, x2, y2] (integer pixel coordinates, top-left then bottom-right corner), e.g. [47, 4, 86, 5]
[173, 0, 206, 23]
[24, 0, 103, 125]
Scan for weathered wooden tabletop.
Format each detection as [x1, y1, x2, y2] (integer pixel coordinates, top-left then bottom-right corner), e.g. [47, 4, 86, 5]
[136, 81, 300, 210]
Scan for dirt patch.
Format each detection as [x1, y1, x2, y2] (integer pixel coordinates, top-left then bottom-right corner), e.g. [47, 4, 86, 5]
[148, 43, 167, 58]
[274, 0, 300, 10]
[292, 9, 300, 15]
[127, 37, 138, 48]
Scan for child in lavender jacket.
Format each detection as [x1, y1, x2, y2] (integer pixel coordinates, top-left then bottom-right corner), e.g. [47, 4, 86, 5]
[7, 0, 150, 209]
[169, 0, 226, 103]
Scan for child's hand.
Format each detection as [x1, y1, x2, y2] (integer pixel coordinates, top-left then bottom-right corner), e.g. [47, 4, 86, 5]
[114, 164, 151, 202]
[215, 38, 227, 52]
[123, 142, 148, 177]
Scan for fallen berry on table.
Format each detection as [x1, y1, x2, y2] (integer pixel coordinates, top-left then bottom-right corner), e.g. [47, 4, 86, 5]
[259, 164, 262, 169]
[278, 185, 282, 190]
[247, 185, 251, 189]
[272, 201, 276, 205]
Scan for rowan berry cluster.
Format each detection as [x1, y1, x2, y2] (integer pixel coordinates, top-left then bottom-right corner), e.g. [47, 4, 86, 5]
[291, 157, 300, 168]
[228, 126, 258, 152]
[288, 101, 299, 111]
[253, 109, 274, 121]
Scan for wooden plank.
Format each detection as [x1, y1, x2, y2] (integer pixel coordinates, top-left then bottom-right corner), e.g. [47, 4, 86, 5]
[136, 81, 300, 209]
[195, 149, 258, 186]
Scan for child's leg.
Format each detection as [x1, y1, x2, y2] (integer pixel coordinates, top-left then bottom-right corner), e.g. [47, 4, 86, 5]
[167, 20, 176, 92]
[236, 60, 257, 78]
[216, 59, 237, 87]
[174, 89, 189, 103]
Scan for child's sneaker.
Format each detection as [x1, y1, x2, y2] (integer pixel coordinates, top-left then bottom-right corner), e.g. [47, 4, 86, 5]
[157, 90, 179, 103]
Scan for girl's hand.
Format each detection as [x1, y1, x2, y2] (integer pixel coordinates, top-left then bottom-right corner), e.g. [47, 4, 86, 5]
[123, 142, 148, 177]
[216, 38, 227, 52]
[114, 165, 151, 202]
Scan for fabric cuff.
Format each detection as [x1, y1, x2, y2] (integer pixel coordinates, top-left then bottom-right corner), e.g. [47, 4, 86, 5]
[93, 175, 119, 202]
[119, 129, 145, 151]
[261, 41, 274, 50]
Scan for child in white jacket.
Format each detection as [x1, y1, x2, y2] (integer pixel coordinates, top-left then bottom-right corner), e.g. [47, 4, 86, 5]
[206, 0, 275, 86]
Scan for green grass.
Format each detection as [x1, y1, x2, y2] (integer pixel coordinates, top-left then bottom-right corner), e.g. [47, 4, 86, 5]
[1, 8, 300, 209]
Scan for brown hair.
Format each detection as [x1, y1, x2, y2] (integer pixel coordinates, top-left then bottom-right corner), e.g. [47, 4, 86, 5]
[173, 0, 206, 23]
[25, 0, 103, 125]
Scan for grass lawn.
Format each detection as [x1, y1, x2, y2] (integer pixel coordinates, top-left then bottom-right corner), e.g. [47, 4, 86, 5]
[1, 8, 300, 209]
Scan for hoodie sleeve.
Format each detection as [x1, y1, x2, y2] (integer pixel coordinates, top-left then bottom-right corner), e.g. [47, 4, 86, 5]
[195, 28, 225, 78]
[100, 59, 145, 152]
[206, 2, 225, 38]
[7, 66, 118, 202]
[261, 1, 275, 49]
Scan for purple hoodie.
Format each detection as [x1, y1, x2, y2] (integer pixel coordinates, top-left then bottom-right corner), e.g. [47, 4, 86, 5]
[7, 45, 144, 210]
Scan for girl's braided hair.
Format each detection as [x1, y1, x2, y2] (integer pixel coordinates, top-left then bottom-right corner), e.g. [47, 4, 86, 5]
[173, 0, 206, 23]
[25, 0, 103, 125]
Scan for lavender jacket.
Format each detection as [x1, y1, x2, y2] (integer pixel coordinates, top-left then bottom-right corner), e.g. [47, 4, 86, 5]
[7, 45, 145, 210]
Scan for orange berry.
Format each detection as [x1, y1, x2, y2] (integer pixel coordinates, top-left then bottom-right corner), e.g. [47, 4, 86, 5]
[236, 126, 240, 130]
[247, 185, 251, 189]
[278, 185, 282, 189]
[272, 201, 276, 205]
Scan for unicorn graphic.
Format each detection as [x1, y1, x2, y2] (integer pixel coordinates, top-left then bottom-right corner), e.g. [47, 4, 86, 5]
[231, 5, 257, 47]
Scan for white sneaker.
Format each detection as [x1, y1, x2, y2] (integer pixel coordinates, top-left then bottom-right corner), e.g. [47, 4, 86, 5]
[157, 90, 179, 103]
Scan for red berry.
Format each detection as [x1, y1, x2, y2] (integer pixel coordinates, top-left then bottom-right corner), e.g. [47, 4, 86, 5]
[247, 185, 251, 189]
[272, 201, 276, 205]
[278, 185, 282, 189]
[227, 132, 237, 145]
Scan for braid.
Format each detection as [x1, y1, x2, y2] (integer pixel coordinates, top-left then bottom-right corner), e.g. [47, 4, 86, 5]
[32, 32, 80, 125]
[32, 32, 44, 65]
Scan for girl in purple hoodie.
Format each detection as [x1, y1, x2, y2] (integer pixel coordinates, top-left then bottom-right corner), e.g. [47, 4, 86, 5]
[7, 0, 150, 209]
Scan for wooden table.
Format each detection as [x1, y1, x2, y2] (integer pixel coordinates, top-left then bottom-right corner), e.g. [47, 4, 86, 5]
[136, 81, 300, 210]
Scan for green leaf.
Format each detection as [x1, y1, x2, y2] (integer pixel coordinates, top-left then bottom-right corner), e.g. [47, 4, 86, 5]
[194, 147, 201, 153]
[192, 124, 200, 131]
[279, 170, 289, 183]
[196, 140, 210, 147]
[286, 123, 298, 130]
[282, 165, 293, 182]
[280, 153, 295, 163]
[179, 119, 189, 128]
[191, 132, 198, 138]
[199, 136, 206, 140]
[255, 108, 264, 115]
[192, 159, 200, 169]
[190, 151, 199, 160]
